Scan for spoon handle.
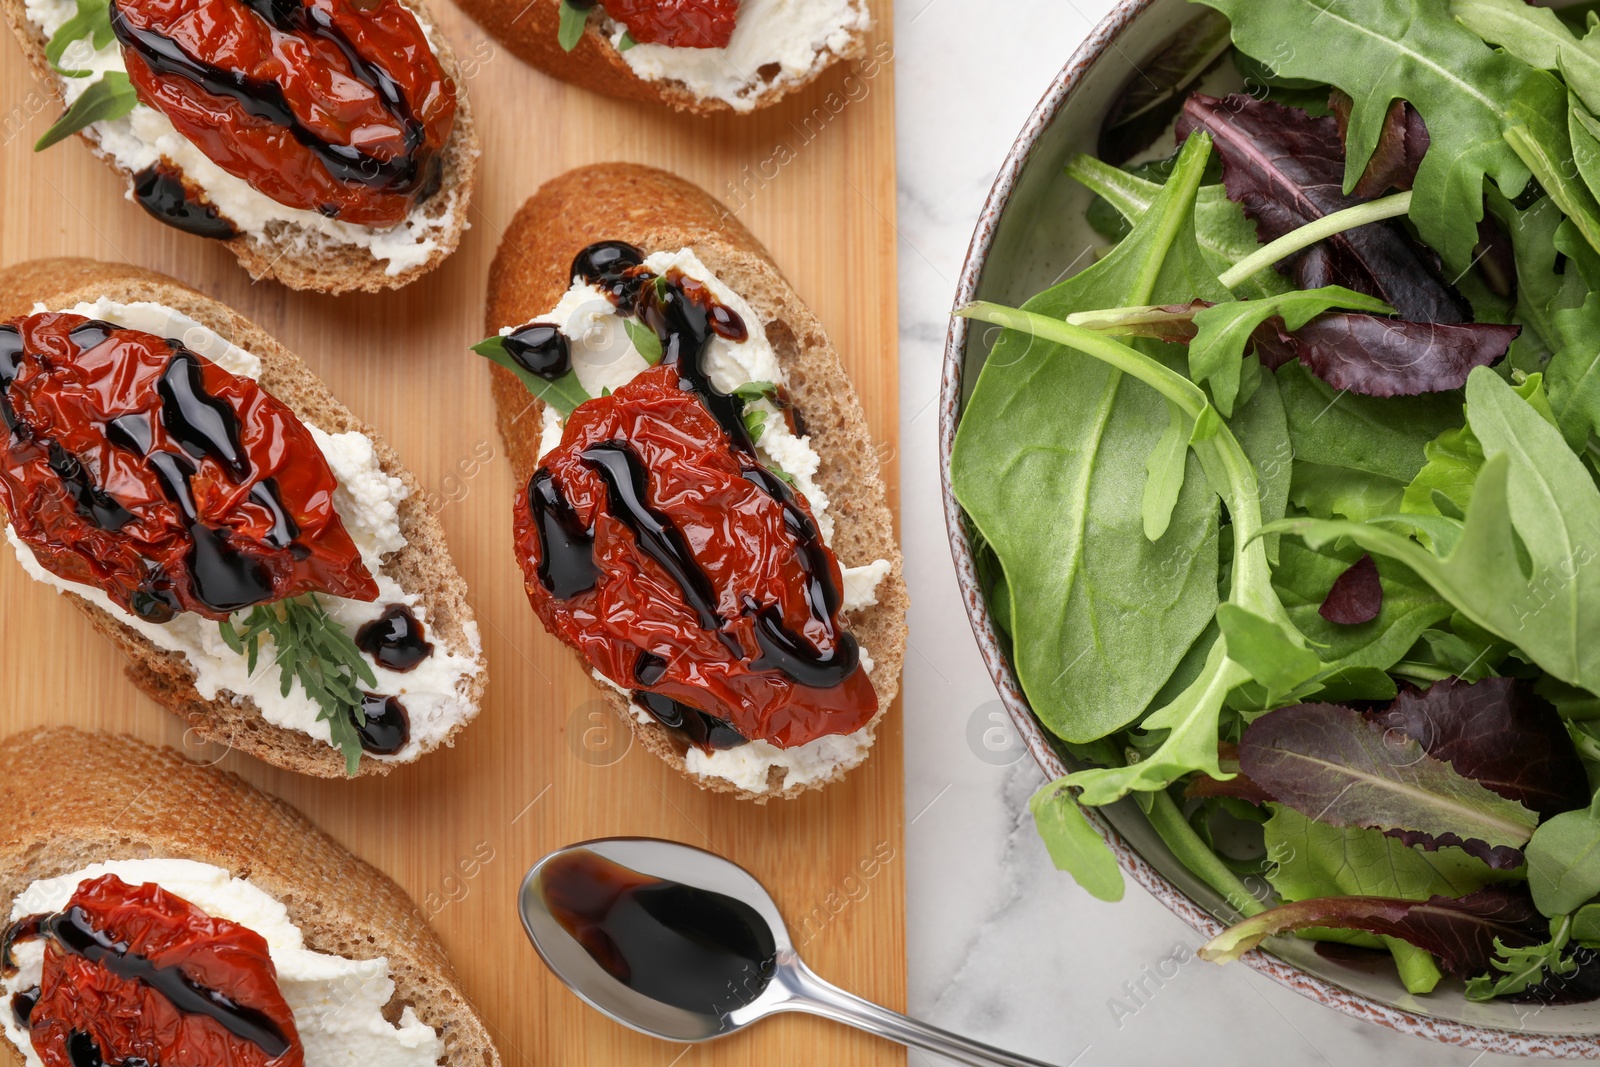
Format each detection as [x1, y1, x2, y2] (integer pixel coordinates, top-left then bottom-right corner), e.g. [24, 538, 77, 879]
[775, 958, 1060, 1067]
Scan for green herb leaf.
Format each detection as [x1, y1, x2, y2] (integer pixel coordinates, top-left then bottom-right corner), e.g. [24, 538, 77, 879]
[1573, 903, 1600, 945]
[1216, 604, 1322, 700]
[1029, 779, 1125, 902]
[617, 30, 637, 51]
[623, 319, 663, 365]
[743, 408, 767, 441]
[1188, 286, 1393, 416]
[225, 595, 375, 777]
[45, 0, 111, 75]
[732, 381, 779, 401]
[557, 0, 587, 51]
[471, 334, 591, 418]
[35, 71, 137, 151]
[1466, 916, 1579, 1000]
[1198, 0, 1546, 271]
[1454, 0, 1600, 119]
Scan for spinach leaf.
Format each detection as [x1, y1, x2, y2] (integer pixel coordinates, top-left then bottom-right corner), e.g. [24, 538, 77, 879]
[1066, 155, 1291, 301]
[1029, 781, 1126, 902]
[1197, 0, 1544, 271]
[1267, 368, 1600, 695]
[1276, 362, 1465, 485]
[951, 134, 1226, 746]
[1527, 799, 1600, 917]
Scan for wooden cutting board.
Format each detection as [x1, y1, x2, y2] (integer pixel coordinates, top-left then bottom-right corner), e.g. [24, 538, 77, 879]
[0, 3, 905, 1063]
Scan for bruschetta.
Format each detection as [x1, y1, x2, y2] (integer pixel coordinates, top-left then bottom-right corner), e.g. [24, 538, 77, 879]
[0, 259, 487, 777]
[2, 0, 479, 292]
[478, 162, 905, 800]
[0, 727, 501, 1067]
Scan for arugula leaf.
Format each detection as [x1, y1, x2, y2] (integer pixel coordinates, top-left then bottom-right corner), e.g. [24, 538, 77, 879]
[1029, 781, 1125, 902]
[1454, 0, 1600, 121]
[623, 319, 663, 365]
[471, 334, 591, 417]
[1239, 703, 1539, 868]
[1269, 368, 1600, 695]
[1329, 91, 1431, 198]
[732, 380, 779, 401]
[35, 72, 137, 151]
[1065, 155, 1291, 301]
[1543, 220, 1600, 449]
[1187, 286, 1393, 415]
[1527, 798, 1600, 917]
[1197, 0, 1544, 272]
[1503, 75, 1600, 257]
[742, 407, 767, 441]
[617, 30, 637, 51]
[952, 133, 1227, 747]
[1466, 915, 1580, 1001]
[1201, 885, 1545, 976]
[1177, 93, 1471, 322]
[1289, 463, 1408, 522]
[557, 0, 588, 51]
[222, 596, 377, 776]
[45, 0, 112, 75]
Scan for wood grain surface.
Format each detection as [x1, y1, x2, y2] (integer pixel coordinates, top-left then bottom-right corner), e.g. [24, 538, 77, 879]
[0, 3, 906, 1063]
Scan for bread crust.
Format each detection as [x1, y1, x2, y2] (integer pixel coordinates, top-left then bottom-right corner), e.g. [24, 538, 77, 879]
[454, 0, 865, 116]
[0, 727, 502, 1067]
[0, 258, 488, 778]
[484, 162, 906, 801]
[0, 0, 479, 294]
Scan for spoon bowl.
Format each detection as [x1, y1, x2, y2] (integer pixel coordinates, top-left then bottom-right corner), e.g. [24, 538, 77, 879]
[519, 838, 1059, 1066]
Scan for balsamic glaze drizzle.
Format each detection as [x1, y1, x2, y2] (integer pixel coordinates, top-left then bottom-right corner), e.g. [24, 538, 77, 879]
[633, 691, 747, 751]
[133, 163, 238, 241]
[108, 0, 438, 200]
[356, 692, 410, 754]
[159, 351, 248, 479]
[527, 469, 600, 600]
[581, 442, 720, 631]
[502, 324, 571, 381]
[355, 604, 434, 673]
[2, 908, 292, 1058]
[10, 986, 37, 1031]
[0, 326, 24, 436]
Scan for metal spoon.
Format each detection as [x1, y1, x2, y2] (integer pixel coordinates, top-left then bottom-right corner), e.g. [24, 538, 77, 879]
[518, 837, 1059, 1067]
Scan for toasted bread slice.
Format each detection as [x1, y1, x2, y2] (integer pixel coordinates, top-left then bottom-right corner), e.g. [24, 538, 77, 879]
[1, 0, 478, 294]
[0, 258, 487, 778]
[484, 162, 905, 801]
[0, 727, 501, 1067]
[455, 0, 868, 116]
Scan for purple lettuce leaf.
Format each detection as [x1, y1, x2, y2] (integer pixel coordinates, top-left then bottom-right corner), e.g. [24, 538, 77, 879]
[1370, 677, 1590, 820]
[1200, 885, 1544, 971]
[1252, 315, 1518, 398]
[1320, 553, 1383, 625]
[1175, 93, 1469, 323]
[1185, 742, 1275, 804]
[1330, 91, 1430, 197]
[1238, 703, 1538, 869]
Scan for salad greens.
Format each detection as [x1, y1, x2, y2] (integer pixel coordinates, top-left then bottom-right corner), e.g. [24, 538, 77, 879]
[951, 0, 1600, 1000]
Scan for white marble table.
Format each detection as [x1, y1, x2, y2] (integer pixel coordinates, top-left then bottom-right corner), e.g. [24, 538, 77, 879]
[891, 2, 1522, 1063]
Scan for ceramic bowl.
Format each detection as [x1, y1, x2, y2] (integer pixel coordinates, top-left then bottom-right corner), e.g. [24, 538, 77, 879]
[938, 0, 1600, 1056]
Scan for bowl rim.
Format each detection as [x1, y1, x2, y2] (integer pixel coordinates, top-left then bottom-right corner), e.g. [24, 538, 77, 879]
[936, 0, 1599, 1056]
